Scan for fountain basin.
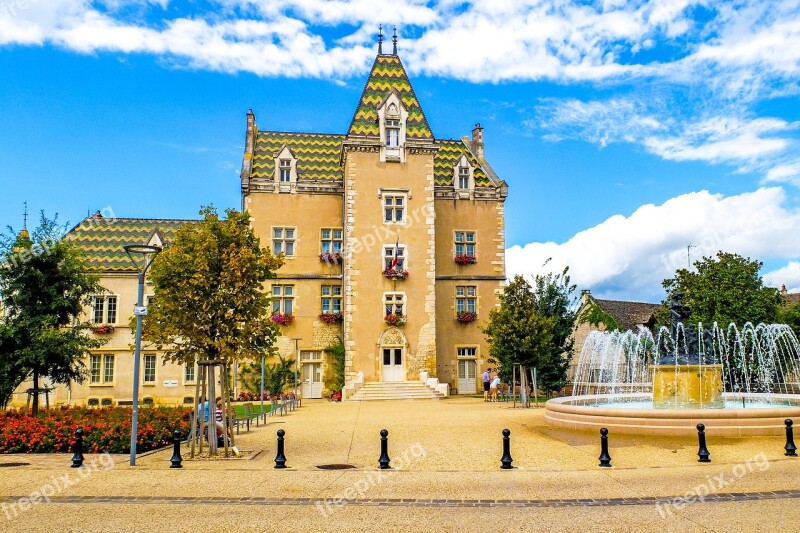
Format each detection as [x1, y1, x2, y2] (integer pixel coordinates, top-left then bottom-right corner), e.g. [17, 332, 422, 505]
[652, 364, 724, 409]
[544, 393, 800, 436]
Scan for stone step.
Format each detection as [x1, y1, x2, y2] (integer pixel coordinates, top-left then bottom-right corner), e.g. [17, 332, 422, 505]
[349, 381, 444, 401]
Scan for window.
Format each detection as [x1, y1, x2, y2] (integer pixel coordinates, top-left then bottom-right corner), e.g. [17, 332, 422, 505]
[90, 354, 114, 384]
[300, 350, 323, 361]
[272, 285, 294, 314]
[456, 286, 477, 313]
[272, 227, 296, 257]
[385, 119, 400, 147]
[455, 231, 476, 257]
[383, 245, 406, 270]
[320, 228, 343, 254]
[321, 285, 342, 314]
[458, 166, 470, 189]
[384, 292, 405, 316]
[384, 195, 405, 223]
[143, 354, 156, 384]
[458, 347, 477, 358]
[91, 295, 118, 324]
[279, 159, 291, 182]
[184, 363, 196, 383]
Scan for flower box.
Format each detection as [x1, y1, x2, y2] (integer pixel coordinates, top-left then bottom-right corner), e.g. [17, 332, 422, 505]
[456, 311, 477, 323]
[384, 313, 406, 326]
[318, 312, 343, 324]
[454, 255, 477, 265]
[319, 252, 342, 264]
[271, 313, 295, 326]
[383, 268, 409, 280]
[90, 324, 116, 334]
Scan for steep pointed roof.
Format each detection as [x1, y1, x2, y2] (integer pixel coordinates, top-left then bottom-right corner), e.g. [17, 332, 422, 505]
[347, 54, 433, 141]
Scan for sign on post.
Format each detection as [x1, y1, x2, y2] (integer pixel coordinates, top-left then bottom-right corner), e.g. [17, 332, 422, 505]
[133, 306, 148, 316]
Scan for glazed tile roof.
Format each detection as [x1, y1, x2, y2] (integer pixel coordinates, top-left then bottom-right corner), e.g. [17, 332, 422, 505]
[347, 55, 433, 140]
[251, 131, 345, 182]
[434, 140, 492, 187]
[65, 217, 193, 273]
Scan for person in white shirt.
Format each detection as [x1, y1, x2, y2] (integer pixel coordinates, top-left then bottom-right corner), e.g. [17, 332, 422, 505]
[490, 375, 501, 402]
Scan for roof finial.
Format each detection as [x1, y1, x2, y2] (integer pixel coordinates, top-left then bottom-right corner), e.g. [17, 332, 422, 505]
[378, 24, 383, 55]
[392, 25, 398, 55]
[22, 201, 28, 230]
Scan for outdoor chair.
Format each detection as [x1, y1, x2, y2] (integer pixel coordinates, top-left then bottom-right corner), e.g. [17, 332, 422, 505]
[269, 397, 287, 416]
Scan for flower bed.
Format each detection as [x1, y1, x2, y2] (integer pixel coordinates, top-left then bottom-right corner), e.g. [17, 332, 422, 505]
[454, 254, 477, 265]
[318, 312, 343, 324]
[384, 313, 406, 326]
[382, 268, 409, 280]
[329, 391, 342, 402]
[456, 311, 478, 323]
[319, 252, 342, 264]
[271, 313, 295, 326]
[0, 406, 191, 454]
[90, 324, 115, 334]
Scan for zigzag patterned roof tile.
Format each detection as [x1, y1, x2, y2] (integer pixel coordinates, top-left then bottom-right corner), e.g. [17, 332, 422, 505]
[65, 217, 193, 273]
[347, 55, 433, 140]
[252, 131, 345, 182]
[434, 140, 493, 187]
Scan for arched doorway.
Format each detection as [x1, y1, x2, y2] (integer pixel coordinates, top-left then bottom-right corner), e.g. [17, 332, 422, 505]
[378, 327, 407, 382]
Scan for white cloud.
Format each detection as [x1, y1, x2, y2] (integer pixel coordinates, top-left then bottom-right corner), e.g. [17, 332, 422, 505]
[764, 262, 800, 293]
[506, 187, 800, 302]
[764, 162, 800, 185]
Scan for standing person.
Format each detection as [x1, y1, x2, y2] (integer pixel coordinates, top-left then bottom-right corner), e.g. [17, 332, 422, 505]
[483, 368, 491, 402]
[490, 375, 501, 402]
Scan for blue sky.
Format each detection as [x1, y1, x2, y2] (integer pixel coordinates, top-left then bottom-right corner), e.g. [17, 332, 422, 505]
[2, 1, 800, 302]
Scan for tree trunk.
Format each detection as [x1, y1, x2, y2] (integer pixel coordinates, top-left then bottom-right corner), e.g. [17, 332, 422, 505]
[519, 366, 530, 408]
[32, 371, 39, 416]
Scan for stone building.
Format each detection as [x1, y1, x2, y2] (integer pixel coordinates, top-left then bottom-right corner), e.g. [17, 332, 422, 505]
[241, 43, 508, 399]
[9, 41, 508, 407]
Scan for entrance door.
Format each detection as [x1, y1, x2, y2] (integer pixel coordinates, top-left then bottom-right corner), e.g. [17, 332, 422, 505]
[458, 359, 476, 394]
[382, 348, 405, 382]
[301, 363, 322, 399]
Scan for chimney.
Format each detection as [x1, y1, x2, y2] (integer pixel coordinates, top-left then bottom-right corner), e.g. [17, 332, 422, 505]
[241, 109, 256, 193]
[782, 284, 788, 296]
[580, 289, 591, 304]
[471, 123, 484, 161]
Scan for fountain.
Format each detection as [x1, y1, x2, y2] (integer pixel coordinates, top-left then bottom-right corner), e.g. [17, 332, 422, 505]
[545, 295, 800, 436]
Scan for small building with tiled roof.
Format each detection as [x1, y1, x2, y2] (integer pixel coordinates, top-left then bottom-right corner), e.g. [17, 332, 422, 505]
[241, 32, 508, 399]
[10, 213, 200, 408]
[568, 291, 661, 382]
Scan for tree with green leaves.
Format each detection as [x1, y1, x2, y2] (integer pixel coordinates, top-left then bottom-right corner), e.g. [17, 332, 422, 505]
[324, 341, 345, 395]
[142, 206, 283, 387]
[0, 213, 105, 413]
[658, 252, 782, 327]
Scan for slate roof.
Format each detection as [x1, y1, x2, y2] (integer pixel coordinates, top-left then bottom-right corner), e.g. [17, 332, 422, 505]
[591, 298, 660, 331]
[347, 54, 433, 140]
[65, 216, 193, 273]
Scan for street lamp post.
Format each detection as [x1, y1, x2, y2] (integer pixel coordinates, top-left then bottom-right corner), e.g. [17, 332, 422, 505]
[124, 244, 162, 467]
[292, 338, 301, 401]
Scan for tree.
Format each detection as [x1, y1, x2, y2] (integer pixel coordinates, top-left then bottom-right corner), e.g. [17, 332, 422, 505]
[324, 341, 346, 395]
[530, 266, 578, 394]
[237, 354, 295, 397]
[142, 206, 283, 390]
[483, 275, 555, 400]
[778, 301, 800, 339]
[0, 213, 105, 413]
[658, 252, 782, 327]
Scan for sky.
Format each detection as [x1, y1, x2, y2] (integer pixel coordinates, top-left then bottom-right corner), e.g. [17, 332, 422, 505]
[1, 0, 800, 303]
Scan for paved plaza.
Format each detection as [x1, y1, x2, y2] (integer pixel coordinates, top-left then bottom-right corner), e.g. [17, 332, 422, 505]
[2, 397, 799, 532]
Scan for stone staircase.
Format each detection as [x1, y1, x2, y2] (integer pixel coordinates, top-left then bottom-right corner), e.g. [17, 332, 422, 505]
[349, 381, 446, 401]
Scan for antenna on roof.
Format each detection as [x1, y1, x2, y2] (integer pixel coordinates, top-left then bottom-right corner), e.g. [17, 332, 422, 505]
[392, 25, 398, 55]
[378, 24, 383, 55]
[22, 201, 28, 229]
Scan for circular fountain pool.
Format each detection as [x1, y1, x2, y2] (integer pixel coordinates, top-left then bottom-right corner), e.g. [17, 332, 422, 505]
[545, 323, 800, 436]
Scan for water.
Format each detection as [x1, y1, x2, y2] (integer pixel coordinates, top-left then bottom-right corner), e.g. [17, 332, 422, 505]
[572, 323, 800, 408]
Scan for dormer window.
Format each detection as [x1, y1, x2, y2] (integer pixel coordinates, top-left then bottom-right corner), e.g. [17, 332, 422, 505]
[279, 159, 291, 182]
[458, 166, 470, 189]
[378, 94, 408, 163]
[274, 146, 297, 190]
[386, 120, 400, 147]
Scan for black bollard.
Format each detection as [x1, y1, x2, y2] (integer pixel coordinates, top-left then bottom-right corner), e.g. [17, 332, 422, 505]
[500, 429, 513, 469]
[71, 428, 85, 468]
[170, 429, 183, 468]
[785, 419, 798, 457]
[696, 423, 711, 463]
[599, 428, 612, 467]
[378, 429, 391, 469]
[274, 429, 287, 469]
